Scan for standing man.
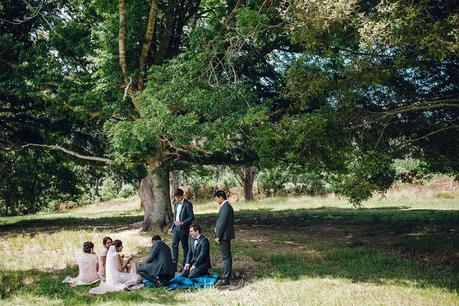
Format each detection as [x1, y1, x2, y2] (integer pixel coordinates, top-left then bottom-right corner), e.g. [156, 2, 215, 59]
[181, 224, 211, 278]
[214, 190, 235, 286]
[168, 188, 194, 271]
[138, 235, 175, 285]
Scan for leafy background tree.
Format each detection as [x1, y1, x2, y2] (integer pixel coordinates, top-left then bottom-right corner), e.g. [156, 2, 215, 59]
[0, 0, 109, 215]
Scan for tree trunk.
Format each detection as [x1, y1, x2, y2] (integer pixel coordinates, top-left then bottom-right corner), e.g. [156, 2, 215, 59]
[139, 165, 173, 232]
[243, 166, 256, 201]
[169, 170, 181, 199]
[214, 166, 221, 182]
[91, 178, 101, 203]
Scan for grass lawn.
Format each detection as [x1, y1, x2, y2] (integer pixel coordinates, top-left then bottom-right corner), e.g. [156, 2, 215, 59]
[0, 194, 458, 305]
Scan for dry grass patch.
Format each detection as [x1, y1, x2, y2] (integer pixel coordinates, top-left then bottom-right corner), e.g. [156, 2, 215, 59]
[173, 278, 458, 306]
[1, 229, 150, 271]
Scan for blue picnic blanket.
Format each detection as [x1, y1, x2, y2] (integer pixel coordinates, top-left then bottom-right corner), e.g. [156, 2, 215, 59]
[168, 274, 219, 289]
[143, 274, 219, 289]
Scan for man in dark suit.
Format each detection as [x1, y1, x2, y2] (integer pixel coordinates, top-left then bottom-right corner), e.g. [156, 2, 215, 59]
[168, 188, 194, 271]
[214, 190, 235, 286]
[138, 235, 175, 285]
[180, 224, 211, 278]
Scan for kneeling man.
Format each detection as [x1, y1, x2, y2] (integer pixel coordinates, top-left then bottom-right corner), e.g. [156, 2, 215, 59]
[181, 224, 211, 278]
[138, 235, 175, 284]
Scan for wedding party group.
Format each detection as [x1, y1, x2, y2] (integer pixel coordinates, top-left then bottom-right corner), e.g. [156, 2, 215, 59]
[63, 189, 235, 294]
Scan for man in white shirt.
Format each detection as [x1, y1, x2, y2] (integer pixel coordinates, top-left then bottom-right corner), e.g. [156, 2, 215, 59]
[168, 188, 194, 271]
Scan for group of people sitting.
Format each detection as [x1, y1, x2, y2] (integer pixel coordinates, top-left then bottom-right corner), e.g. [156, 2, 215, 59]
[63, 189, 235, 294]
[63, 237, 143, 293]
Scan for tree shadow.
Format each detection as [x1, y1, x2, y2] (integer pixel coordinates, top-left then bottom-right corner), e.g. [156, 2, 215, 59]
[0, 206, 458, 302]
[0, 215, 144, 235]
[0, 266, 181, 305]
[246, 245, 459, 291]
[2, 206, 457, 236]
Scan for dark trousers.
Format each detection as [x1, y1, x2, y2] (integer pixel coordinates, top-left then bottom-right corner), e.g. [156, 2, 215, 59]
[171, 228, 189, 268]
[180, 265, 209, 278]
[219, 240, 232, 281]
[139, 270, 173, 284]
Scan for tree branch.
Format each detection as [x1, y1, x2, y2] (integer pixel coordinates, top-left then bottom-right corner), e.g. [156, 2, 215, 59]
[118, 0, 129, 85]
[169, 147, 256, 165]
[154, 0, 177, 65]
[22, 143, 113, 165]
[406, 125, 459, 144]
[123, 77, 132, 101]
[138, 0, 159, 89]
[381, 98, 459, 118]
[222, 0, 244, 31]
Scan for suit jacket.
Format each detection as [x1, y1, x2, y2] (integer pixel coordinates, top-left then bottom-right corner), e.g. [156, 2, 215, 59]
[215, 201, 235, 241]
[171, 199, 194, 232]
[139, 240, 175, 278]
[186, 235, 211, 271]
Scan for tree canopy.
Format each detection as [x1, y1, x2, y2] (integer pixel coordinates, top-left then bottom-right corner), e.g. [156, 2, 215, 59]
[1, 0, 457, 218]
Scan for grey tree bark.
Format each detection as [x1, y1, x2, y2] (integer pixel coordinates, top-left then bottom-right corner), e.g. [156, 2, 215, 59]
[139, 165, 173, 232]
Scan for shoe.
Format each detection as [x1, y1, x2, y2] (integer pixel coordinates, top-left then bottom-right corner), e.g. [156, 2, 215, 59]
[219, 280, 230, 286]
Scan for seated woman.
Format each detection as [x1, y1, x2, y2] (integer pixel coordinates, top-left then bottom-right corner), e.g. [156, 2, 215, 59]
[98, 236, 112, 278]
[89, 240, 143, 294]
[63, 241, 100, 286]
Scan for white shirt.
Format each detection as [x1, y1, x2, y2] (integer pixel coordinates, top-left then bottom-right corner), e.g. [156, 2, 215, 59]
[219, 200, 228, 210]
[175, 200, 184, 222]
[194, 234, 201, 248]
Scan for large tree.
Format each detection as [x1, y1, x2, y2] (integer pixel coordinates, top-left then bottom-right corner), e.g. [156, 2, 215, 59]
[256, 0, 459, 203]
[3, 0, 457, 220]
[0, 0, 110, 215]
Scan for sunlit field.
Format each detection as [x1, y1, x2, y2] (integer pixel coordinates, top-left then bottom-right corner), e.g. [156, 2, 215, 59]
[1, 182, 458, 305]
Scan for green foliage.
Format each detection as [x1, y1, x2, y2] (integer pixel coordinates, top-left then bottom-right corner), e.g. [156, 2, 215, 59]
[105, 120, 159, 164]
[0, 1, 111, 214]
[393, 158, 429, 183]
[2, 0, 458, 212]
[0, 151, 83, 215]
[258, 166, 329, 197]
[118, 184, 137, 198]
[334, 151, 396, 206]
[98, 177, 119, 202]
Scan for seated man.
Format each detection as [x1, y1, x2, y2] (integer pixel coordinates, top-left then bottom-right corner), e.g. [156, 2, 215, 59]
[138, 235, 175, 285]
[181, 224, 211, 278]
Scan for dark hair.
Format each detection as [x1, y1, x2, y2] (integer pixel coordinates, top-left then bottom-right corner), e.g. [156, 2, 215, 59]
[112, 239, 123, 249]
[152, 235, 161, 242]
[190, 224, 201, 233]
[83, 241, 94, 253]
[103, 237, 112, 245]
[214, 190, 227, 200]
[174, 188, 184, 196]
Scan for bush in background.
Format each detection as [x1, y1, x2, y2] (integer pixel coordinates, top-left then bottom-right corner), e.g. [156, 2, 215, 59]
[99, 177, 119, 201]
[258, 166, 330, 197]
[119, 184, 136, 198]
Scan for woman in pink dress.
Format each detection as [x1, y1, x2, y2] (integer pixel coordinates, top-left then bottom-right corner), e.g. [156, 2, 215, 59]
[63, 241, 100, 286]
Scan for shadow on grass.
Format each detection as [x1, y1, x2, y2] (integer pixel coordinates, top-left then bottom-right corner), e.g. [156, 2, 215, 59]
[0, 266, 180, 305]
[0, 215, 144, 235]
[235, 241, 459, 292]
[1, 206, 458, 237]
[1, 207, 458, 303]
